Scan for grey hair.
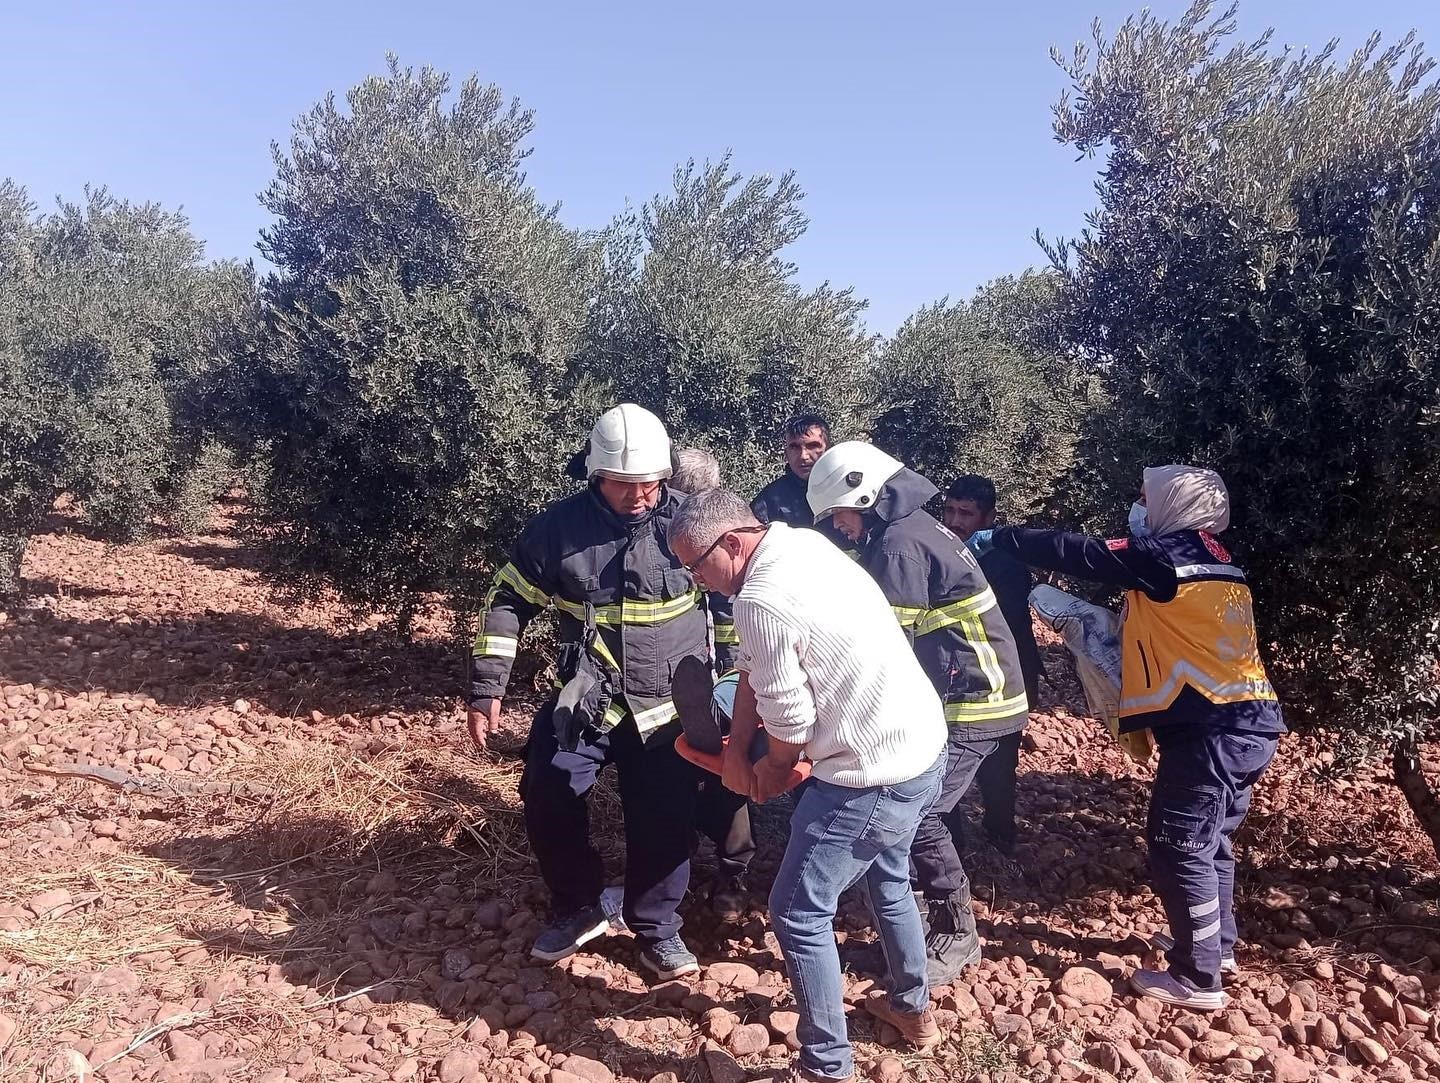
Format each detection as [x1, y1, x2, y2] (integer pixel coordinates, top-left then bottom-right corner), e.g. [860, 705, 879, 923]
[670, 447, 722, 495]
[668, 488, 760, 553]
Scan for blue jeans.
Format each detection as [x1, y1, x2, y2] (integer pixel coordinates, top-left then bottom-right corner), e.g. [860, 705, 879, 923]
[769, 752, 946, 1080]
[1148, 728, 1278, 990]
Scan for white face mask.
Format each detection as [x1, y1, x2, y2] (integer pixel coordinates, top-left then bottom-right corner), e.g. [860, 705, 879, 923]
[1128, 501, 1151, 537]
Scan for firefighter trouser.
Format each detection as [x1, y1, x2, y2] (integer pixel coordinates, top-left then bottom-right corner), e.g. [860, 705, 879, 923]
[910, 729, 998, 900]
[1148, 728, 1277, 991]
[695, 780, 755, 878]
[521, 701, 698, 944]
[944, 729, 1022, 852]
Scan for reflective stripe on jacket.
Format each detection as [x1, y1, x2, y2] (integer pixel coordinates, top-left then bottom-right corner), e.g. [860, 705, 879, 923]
[469, 485, 708, 742]
[1119, 535, 1279, 723]
[862, 469, 1029, 740]
[990, 525, 1285, 736]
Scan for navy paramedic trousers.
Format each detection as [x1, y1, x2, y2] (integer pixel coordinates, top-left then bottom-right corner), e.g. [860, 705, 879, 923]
[521, 701, 698, 944]
[1148, 728, 1278, 991]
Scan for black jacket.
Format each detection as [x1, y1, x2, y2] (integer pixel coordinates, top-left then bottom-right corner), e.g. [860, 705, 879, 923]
[861, 469, 1030, 740]
[978, 547, 1043, 709]
[470, 484, 709, 743]
[752, 469, 813, 528]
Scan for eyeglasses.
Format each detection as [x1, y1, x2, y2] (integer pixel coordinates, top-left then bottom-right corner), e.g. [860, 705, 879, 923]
[684, 526, 765, 574]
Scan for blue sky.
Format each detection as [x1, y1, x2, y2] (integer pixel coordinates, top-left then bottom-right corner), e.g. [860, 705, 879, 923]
[6, 1, 1436, 334]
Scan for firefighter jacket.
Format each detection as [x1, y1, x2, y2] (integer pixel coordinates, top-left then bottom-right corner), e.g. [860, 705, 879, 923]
[470, 484, 709, 744]
[990, 526, 1285, 738]
[860, 469, 1030, 740]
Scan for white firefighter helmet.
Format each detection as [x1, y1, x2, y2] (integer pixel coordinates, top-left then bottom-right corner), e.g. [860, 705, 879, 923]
[806, 441, 905, 522]
[585, 403, 673, 483]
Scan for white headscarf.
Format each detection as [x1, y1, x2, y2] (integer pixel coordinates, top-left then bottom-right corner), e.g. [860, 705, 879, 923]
[1142, 465, 1230, 536]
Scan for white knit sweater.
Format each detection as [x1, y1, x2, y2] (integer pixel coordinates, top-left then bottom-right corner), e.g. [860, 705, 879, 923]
[734, 524, 947, 787]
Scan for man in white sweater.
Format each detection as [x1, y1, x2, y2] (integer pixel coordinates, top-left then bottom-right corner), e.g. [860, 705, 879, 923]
[669, 489, 949, 1083]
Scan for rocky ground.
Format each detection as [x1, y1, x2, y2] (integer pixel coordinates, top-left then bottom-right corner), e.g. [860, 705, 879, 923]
[2, 501, 1439, 1083]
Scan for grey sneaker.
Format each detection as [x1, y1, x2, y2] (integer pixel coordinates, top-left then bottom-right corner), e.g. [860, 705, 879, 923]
[638, 934, 700, 980]
[531, 905, 610, 962]
[1131, 968, 1227, 1011]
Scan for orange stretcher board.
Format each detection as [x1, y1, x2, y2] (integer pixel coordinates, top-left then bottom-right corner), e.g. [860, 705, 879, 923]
[674, 734, 812, 792]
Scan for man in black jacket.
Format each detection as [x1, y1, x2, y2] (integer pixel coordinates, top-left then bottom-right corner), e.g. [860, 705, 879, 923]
[941, 475, 1043, 854]
[808, 443, 1030, 983]
[752, 414, 832, 527]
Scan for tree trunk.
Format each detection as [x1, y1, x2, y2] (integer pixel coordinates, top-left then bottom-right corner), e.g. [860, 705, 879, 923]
[1393, 738, 1440, 861]
[0, 531, 28, 600]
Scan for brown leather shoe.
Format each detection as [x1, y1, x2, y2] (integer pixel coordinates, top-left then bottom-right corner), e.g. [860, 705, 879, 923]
[865, 991, 942, 1050]
[761, 1066, 854, 1083]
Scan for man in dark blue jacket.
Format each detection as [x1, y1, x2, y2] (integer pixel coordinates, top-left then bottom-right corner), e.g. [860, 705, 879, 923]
[942, 475, 1043, 854]
[471, 405, 708, 981]
[752, 414, 833, 527]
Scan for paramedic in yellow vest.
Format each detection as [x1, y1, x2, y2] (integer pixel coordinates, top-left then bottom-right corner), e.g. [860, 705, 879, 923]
[974, 465, 1283, 1012]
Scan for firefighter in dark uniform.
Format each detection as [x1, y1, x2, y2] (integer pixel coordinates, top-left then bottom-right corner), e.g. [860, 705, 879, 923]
[468, 403, 707, 980]
[977, 464, 1284, 1010]
[807, 442, 1030, 983]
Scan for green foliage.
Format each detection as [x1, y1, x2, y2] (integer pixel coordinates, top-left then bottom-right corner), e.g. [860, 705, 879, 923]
[1044, 1, 1440, 748]
[168, 440, 238, 536]
[872, 272, 1088, 518]
[252, 58, 604, 625]
[575, 157, 877, 497]
[0, 182, 256, 594]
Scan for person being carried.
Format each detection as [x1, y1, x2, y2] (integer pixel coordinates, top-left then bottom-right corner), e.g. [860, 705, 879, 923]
[941, 474, 1044, 854]
[469, 404, 708, 981]
[669, 446, 754, 923]
[976, 465, 1285, 1010]
[669, 490, 948, 1083]
[807, 443, 1029, 984]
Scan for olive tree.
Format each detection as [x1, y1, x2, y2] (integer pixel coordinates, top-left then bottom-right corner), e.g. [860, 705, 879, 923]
[252, 58, 604, 627]
[576, 157, 876, 497]
[0, 183, 257, 595]
[1044, 2, 1440, 846]
[873, 272, 1089, 516]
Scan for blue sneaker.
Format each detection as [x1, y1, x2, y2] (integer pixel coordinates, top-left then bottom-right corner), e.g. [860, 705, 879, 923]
[638, 934, 699, 980]
[530, 905, 610, 962]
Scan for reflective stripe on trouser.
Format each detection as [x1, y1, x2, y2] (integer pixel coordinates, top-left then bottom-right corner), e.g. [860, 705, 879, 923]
[1147, 728, 1278, 992]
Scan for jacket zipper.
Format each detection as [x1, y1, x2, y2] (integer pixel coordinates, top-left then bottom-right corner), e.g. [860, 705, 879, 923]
[1137, 641, 1153, 687]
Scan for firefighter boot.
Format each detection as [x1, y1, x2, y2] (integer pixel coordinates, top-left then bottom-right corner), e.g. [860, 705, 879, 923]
[925, 890, 981, 985]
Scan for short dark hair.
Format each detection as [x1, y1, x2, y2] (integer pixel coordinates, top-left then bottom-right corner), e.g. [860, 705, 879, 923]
[781, 413, 831, 444]
[946, 474, 996, 513]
